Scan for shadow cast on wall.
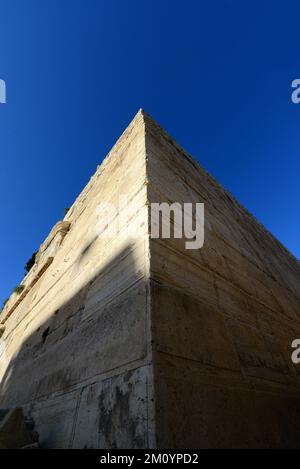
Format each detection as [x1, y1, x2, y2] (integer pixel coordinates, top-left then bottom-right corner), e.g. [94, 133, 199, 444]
[0, 242, 152, 449]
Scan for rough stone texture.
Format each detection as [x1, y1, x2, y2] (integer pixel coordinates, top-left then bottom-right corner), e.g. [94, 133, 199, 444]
[0, 110, 155, 449]
[145, 113, 300, 448]
[0, 109, 299, 448]
[0, 407, 36, 449]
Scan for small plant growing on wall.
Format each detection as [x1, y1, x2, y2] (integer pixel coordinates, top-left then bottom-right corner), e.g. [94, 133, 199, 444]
[24, 252, 37, 274]
[13, 285, 25, 295]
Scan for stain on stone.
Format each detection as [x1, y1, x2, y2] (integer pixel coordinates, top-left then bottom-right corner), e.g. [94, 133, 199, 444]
[98, 383, 145, 449]
[123, 371, 133, 383]
[80, 236, 98, 258]
[41, 327, 50, 344]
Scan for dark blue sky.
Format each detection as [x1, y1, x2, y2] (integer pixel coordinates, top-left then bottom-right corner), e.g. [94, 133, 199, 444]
[0, 0, 299, 302]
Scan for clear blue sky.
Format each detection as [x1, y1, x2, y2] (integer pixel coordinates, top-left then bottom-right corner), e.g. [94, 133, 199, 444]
[0, 0, 299, 302]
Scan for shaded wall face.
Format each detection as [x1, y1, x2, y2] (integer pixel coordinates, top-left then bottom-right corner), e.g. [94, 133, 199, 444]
[0, 116, 155, 448]
[145, 119, 300, 448]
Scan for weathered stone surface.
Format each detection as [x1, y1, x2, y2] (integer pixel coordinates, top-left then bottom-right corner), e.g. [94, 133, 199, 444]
[145, 111, 300, 448]
[0, 110, 154, 448]
[0, 109, 299, 448]
[0, 407, 37, 449]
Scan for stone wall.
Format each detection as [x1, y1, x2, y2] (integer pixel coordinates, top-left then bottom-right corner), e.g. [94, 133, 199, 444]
[0, 109, 299, 448]
[145, 113, 300, 448]
[0, 111, 155, 448]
